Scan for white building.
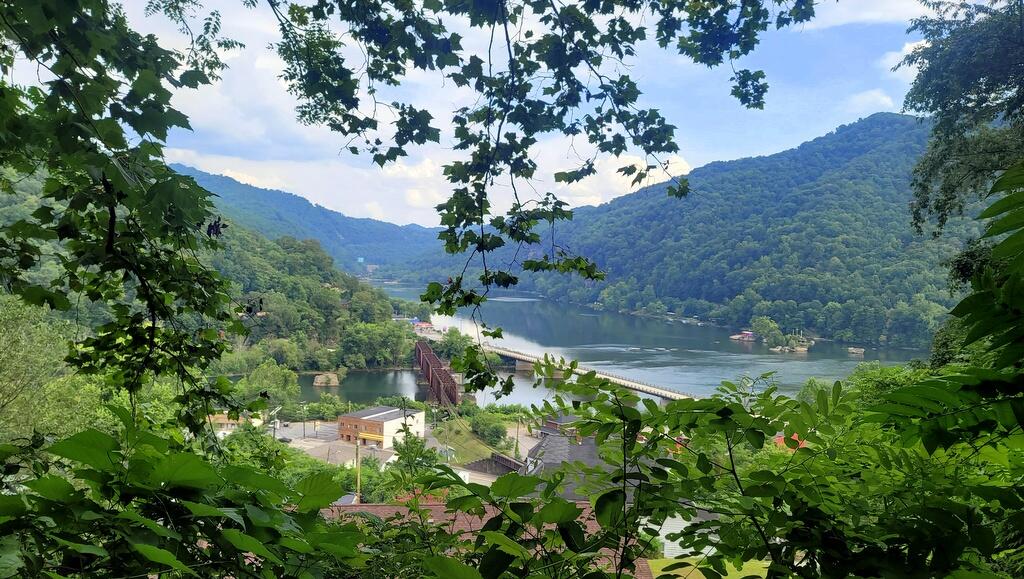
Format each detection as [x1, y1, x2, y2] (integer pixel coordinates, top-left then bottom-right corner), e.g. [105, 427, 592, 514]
[337, 406, 426, 449]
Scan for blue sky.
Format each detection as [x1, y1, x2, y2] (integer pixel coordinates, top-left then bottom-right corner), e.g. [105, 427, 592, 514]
[123, 1, 930, 226]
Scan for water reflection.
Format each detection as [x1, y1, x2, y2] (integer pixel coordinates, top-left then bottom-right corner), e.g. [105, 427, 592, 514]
[384, 284, 926, 398]
[300, 370, 560, 407]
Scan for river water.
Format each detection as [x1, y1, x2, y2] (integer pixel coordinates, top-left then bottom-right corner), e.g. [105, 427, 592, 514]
[302, 286, 924, 406]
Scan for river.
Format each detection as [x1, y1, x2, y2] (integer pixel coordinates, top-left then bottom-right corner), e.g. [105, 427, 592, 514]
[301, 285, 925, 406]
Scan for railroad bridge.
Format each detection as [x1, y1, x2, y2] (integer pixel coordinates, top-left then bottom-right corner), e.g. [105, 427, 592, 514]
[414, 341, 460, 407]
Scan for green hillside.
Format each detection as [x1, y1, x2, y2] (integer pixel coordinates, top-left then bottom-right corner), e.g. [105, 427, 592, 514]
[172, 164, 442, 272]
[0, 171, 427, 374]
[517, 113, 977, 348]
[196, 114, 976, 348]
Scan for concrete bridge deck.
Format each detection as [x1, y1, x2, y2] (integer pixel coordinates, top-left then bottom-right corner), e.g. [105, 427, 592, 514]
[413, 326, 692, 401]
[480, 344, 693, 401]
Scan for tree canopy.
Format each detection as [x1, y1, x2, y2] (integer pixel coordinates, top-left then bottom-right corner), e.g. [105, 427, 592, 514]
[905, 0, 1024, 230]
[3, 1, 1024, 578]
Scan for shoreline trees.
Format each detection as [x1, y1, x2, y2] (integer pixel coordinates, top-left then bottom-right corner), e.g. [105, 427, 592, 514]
[2, 0, 1023, 577]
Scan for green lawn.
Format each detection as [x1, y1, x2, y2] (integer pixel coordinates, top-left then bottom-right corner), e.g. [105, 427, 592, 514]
[432, 421, 493, 465]
[647, 557, 769, 578]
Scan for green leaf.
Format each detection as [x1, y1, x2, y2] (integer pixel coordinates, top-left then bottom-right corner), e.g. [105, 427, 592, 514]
[696, 453, 713, 474]
[744, 429, 766, 449]
[0, 536, 24, 578]
[279, 537, 313, 554]
[131, 543, 196, 576]
[480, 531, 532, 558]
[150, 453, 221, 489]
[20, 285, 71, 311]
[662, 560, 694, 572]
[117, 511, 182, 540]
[53, 538, 107, 558]
[47, 429, 119, 472]
[594, 489, 626, 529]
[180, 501, 244, 525]
[990, 161, 1024, 195]
[24, 476, 76, 501]
[490, 472, 542, 499]
[0, 495, 27, 517]
[222, 466, 291, 495]
[220, 529, 283, 565]
[423, 556, 484, 579]
[980, 190, 1024, 218]
[294, 471, 342, 512]
[744, 483, 779, 497]
[0, 444, 20, 462]
[534, 498, 583, 525]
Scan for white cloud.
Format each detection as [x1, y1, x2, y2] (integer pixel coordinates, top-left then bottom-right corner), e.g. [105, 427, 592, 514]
[166, 147, 450, 225]
[221, 169, 287, 191]
[878, 40, 927, 83]
[844, 89, 896, 114]
[167, 136, 690, 227]
[118, 0, 886, 229]
[804, 0, 930, 29]
[405, 187, 448, 209]
[363, 201, 386, 220]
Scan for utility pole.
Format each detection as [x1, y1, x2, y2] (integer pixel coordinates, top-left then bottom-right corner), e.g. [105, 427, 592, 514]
[514, 412, 521, 460]
[355, 442, 361, 503]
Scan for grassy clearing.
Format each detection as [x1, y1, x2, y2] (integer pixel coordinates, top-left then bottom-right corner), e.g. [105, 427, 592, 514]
[646, 557, 769, 578]
[432, 421, 493, 465]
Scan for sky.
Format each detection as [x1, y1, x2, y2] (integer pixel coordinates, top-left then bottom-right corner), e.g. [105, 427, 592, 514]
[120, 0, 931, 226]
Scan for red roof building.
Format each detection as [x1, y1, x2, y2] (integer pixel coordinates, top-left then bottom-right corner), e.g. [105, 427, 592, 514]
[323, 502, 655, 578]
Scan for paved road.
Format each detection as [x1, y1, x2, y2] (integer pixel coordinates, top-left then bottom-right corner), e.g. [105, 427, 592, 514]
[270, 420, 338, 442]
[507, 423, 541, 460]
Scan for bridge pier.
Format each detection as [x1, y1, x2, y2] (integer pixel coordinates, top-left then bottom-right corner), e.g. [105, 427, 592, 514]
[514, 359, 534, 373]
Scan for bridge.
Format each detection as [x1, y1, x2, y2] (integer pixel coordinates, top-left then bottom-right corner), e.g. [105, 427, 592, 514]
[414, 341, 460, 406]
[480, 344, 692, 401]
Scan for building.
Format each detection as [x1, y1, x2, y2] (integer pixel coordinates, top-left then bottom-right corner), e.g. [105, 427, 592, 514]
[538, 413, 579, 437]
[324, 502, 655, 578]
[521, 433, 600, 500]
[337, 406, 425, 449]
[207, 412, 263, 439]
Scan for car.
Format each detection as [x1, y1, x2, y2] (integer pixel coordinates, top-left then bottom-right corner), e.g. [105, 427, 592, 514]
[277, 437, 292, 443]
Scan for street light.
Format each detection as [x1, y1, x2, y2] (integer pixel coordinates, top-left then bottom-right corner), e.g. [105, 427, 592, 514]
[268, 405, 282, 439]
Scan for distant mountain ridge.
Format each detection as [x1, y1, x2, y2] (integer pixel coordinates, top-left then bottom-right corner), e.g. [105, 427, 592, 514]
[171, 164, 441, 271]
[511, 112, 977, 347]
[182, 113, 976, 348]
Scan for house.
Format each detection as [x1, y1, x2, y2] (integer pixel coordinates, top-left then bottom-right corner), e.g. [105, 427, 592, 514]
[337, 406, 425, 449]
[538, 412, 579, 437]
[207, 412, 263, 439]
[521, 432, 601, 500]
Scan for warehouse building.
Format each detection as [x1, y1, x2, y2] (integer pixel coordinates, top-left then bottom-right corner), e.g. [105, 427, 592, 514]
[336, 406, 425, 449]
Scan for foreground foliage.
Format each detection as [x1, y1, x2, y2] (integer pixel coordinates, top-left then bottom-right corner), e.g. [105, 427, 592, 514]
[1, 0, 1024, 578]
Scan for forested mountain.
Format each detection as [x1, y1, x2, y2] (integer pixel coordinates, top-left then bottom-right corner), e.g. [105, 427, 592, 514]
[208, 227, 428, 373]
[187, 114, 975, 349]
[381, 113, 971, 348]
[0, 172, 427, 374]
[518, 113, 976, 348]
[172, 164, 441, 271]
